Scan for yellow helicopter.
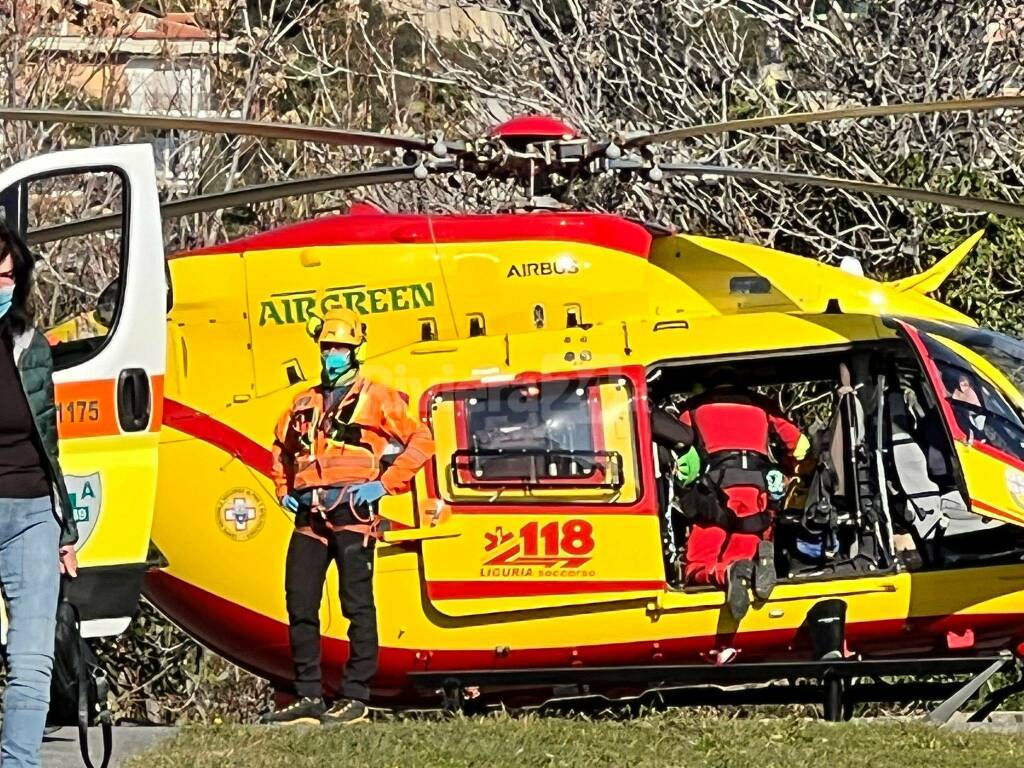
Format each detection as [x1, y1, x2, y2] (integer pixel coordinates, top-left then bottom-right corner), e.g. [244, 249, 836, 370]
[5, 98, 1024, 720]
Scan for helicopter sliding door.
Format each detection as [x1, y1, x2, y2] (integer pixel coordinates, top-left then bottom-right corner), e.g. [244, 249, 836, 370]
[891, 318, 1024, 528]
[0, 146, 166, 637]
[419, 365, 665, 617]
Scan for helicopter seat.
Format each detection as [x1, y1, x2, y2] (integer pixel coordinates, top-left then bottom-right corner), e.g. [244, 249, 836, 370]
[887, 391, 985, 541]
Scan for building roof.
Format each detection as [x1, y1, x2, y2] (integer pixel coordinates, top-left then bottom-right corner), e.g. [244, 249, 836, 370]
[26, 1, 234, 55]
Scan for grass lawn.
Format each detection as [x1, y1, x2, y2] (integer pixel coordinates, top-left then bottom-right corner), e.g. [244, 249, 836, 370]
[125, 711, 1024, 767]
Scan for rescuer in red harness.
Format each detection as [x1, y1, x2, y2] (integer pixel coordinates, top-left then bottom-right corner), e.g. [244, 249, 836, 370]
[679, 369, 809, 620]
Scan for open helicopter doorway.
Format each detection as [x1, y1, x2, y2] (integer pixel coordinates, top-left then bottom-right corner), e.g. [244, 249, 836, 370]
[644, 335, 1011, 591]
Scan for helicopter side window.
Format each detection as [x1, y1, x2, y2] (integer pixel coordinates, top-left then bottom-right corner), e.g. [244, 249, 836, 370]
[428, 374, 641, 505]
[461, 380, 616, 486]
[473, 387, 581, 464]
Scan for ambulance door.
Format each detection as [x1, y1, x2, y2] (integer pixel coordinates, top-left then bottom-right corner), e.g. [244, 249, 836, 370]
[0, 146, 166, 637]
[418, 366, 666, 617]
[890, 318, 1024, 527]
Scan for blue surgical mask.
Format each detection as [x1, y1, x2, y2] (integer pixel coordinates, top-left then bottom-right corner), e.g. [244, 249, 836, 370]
[321, 348, 354, 383]
[0, 286, 14, 320]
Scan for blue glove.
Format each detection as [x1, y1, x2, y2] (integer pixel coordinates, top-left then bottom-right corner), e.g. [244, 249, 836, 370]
[348, 481, 387, 507]
[766, 469, 786, 501]
[281, 494, 300, 513]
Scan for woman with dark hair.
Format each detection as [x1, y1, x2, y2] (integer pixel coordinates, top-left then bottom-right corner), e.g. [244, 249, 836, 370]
[0, 220, 78, 768]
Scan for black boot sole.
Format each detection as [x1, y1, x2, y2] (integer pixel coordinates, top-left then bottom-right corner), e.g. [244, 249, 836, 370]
[726, 561, 753, 621]
[753, 539, 777, 601]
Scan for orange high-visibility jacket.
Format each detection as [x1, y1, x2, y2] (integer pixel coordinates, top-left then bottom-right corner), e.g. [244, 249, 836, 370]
[272, 376, 434, 500]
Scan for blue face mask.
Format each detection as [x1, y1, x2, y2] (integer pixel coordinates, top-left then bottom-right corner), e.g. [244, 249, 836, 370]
[321, 348, 354, 383]
[0, 286, 14, 320]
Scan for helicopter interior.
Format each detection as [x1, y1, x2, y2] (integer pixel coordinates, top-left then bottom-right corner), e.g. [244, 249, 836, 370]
[646, 338, 1024, 590]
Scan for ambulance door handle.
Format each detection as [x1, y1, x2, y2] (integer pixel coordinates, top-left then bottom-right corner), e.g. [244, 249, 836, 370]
[117, 368, 151, 432]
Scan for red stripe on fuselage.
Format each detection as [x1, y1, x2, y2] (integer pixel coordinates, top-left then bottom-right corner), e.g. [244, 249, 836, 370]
[162, 399, 274, 478]
[173, 212, 653, 260]
[971, 497, 1020, 522]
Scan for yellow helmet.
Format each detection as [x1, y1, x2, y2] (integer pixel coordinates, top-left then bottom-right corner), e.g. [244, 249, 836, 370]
[306, 308, 365, 346]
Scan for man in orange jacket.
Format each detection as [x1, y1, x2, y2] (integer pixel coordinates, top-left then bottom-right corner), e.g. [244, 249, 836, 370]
[262, 308, 434, 726]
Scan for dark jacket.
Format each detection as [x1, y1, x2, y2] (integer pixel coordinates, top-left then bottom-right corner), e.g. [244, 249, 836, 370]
[13, 328, 77, 546]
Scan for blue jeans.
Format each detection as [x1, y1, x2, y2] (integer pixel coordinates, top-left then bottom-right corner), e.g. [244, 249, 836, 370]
[0, 497, 60, 768]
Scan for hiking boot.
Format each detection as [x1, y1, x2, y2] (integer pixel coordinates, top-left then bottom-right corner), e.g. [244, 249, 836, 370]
[753, 539, 777, 601]
[259, 696, 325, 725]
[320, 698, 369, 726]
[726, 560, 753, 621]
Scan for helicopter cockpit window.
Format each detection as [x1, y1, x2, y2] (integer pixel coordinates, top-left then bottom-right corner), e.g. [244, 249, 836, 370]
[941, 326, 1024, 402]
[429, 375, 641, 505]
[23, 171, 127, 370]
[921, 333, 1024, 462]
[900, 320, 1024, 406]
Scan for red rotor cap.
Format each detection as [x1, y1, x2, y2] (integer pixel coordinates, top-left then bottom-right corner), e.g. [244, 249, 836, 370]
[489, 114, 580, 141]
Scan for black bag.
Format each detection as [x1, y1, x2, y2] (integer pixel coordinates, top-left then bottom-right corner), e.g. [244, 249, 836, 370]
[47, 595, 112, 768]
[802, 422, 839, 535]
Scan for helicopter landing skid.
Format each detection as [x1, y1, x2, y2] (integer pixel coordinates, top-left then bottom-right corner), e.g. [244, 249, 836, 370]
[411, 654, 1017, 722]
[928, 655, 1021, 725]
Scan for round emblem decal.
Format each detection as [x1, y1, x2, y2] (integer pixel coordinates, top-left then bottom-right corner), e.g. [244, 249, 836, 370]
[1005, 467, 1024, 510]
[216, 488, 266, 542]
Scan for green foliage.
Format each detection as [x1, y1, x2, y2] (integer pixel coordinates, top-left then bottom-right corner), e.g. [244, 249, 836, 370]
[867, 160, 1024, 337]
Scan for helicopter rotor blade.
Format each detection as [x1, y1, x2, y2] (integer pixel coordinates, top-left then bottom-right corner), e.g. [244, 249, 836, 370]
[0, 108, 461, 156]
[622, 95, 1024, 148]
[648, 162, 1024, 219]
[26, 162, 454, 246]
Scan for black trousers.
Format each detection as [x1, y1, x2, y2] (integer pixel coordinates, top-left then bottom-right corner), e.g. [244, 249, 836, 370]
[285, 520, 377, 702]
